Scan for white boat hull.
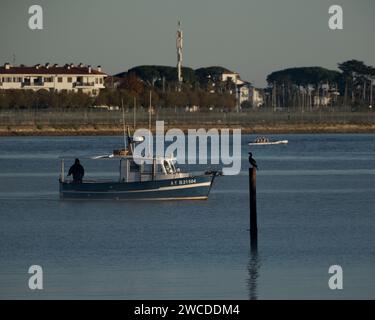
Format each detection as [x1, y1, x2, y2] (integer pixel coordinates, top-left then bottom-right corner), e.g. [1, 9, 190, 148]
[249, 140, 288, 146]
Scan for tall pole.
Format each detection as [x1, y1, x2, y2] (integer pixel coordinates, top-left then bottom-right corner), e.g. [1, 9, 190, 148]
[370, 78, 373, 108]
[239, 86, 241, 112]
[121, 98, 126, 150]
[249, 165, 258, 250]
[272, 82, 277, 112]
[148, 91, 152, 157]
[363, 81, 366, 102]
[176, 21, 183, 91]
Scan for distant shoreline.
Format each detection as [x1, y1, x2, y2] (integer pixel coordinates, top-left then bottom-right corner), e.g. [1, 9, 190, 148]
[1, 123, 375, 136]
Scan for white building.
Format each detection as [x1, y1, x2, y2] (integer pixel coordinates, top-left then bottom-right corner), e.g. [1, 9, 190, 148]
[221, 71, 245, 86]
[237, 84, 250, 105]
[237, 83, 264, 108]
[313, 96, 331, 107]
[0, 63, 107, 96]
[249, 87, 264, 108]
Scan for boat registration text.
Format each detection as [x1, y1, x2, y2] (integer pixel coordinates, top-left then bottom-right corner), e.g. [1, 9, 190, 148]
[170, 179, 197, 186]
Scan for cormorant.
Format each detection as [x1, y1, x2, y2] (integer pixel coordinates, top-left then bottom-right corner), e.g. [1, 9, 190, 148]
[248, 152, 258, 170]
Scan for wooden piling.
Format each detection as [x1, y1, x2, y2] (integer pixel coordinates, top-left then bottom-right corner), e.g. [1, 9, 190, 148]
[249, 167, 258, 250]
[60, 159, 65, 183]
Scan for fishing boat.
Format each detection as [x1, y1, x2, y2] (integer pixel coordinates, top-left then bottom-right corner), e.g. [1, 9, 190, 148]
[249, 137, 288, 146]
[59, 134, 220, 201]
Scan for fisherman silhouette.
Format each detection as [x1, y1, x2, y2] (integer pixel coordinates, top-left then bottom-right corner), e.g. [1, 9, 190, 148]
[68, 158, 85, 183]
[248, 152, 258, 170]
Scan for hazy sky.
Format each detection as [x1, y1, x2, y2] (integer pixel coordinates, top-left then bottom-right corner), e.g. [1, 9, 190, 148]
[1, 0, 374, 87]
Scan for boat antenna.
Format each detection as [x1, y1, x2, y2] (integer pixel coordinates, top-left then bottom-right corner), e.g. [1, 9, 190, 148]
[122, 98, 127, 150]
[127, 126, 133, 155]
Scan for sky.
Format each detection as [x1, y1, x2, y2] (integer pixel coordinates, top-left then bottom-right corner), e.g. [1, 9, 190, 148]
[0, 0, 374, 87]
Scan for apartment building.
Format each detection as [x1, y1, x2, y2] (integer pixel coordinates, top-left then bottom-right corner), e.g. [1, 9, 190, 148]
[0, 63, 107, 96]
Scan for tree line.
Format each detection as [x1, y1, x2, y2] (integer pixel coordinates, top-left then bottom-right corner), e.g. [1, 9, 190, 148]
[0, 61, 373, 111]
[266, 60, 375, 111]
[0, 86, 236, 111]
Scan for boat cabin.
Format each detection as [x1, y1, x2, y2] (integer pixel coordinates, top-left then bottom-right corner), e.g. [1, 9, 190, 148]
[119, 156, 189, 183]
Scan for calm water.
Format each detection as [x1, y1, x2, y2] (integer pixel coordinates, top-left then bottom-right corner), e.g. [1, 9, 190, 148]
[0, 134, 374, 300]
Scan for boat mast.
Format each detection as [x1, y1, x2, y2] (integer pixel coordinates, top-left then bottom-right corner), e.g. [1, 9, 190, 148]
[121, 98, 127, 150]
[371, 77, 373, 108]
[127, 126, 133, 155]
[148, 90, 152, 157]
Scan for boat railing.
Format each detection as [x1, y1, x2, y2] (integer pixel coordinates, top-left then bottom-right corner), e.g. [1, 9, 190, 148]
[62, 178, 116, 184]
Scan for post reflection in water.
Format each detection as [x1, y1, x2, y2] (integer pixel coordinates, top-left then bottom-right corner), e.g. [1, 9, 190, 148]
[247, 249, 261, 300]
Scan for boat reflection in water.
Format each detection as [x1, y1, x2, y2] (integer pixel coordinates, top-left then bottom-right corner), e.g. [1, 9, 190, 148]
[59, 135, 221, 201]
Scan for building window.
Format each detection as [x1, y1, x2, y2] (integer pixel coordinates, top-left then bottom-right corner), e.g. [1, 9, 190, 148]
[10, 77, 22, 83]
[44, 77, 53, 83]
[58, 77, 63, 83]
[67, 77, 73, 83]
[34, 77, 43, 85]
[99, 78, 103, 84]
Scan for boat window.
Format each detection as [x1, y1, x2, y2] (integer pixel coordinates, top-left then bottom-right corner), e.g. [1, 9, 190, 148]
[142, 163, 153, 174]
[163, 160, 173, 174]
[130, 161, 140, 172]
[157, 164, 163, 173]
[170, 162, 177, 173]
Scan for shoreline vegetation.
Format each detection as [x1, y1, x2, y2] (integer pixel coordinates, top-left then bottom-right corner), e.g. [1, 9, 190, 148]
[2, 124, 375, 136]
[1, 109, 374, 136]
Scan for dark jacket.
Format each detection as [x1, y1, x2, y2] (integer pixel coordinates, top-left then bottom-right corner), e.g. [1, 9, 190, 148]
[68, 161, 85, 182]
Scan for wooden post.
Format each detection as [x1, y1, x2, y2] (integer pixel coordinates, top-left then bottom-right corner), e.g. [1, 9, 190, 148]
[249, 167, 258, 250]
[60, 159, 65, 183]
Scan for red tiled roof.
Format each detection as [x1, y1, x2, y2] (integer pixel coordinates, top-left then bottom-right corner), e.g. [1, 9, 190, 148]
[0, 65, 107, 75]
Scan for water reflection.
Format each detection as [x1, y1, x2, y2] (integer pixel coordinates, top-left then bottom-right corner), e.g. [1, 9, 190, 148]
[247, 249, 260, 300]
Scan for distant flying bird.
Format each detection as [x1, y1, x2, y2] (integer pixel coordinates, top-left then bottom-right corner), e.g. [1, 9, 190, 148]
[248, 152, 258, 170]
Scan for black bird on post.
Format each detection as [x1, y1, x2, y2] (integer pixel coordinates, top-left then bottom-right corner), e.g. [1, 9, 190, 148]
[248, 152, 258, 170]
[248, 152, 258, 251]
